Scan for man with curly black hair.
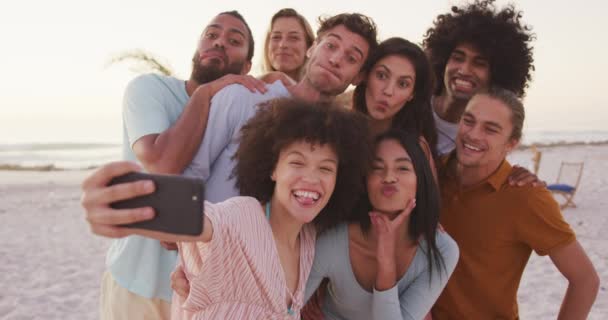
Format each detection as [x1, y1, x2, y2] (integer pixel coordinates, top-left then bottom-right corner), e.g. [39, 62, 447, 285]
[422, 0, 535, 155]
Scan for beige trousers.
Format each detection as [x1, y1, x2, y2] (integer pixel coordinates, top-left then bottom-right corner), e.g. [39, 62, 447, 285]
[99, 271, 171, 320]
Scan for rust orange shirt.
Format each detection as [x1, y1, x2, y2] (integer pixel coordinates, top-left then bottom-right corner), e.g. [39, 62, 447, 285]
[432, 155, 575, 320]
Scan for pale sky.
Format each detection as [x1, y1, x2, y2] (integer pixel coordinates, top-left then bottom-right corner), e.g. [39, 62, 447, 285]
[1, 0, 607, 143]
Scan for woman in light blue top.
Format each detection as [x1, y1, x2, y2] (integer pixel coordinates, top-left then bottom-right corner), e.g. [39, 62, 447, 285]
[303, 130, 459, 320]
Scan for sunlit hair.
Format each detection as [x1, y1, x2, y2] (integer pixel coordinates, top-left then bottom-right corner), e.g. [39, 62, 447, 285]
[476, 86, 525, 141]
[350, 129, 446, 279]
[353, 37, 437, 156]
[219, 11, 255, 61]
[422, 0, 535, 97]
[262, 8, 315, 80]
[316, 13, 379, 56]
[233, 98, 372, 232]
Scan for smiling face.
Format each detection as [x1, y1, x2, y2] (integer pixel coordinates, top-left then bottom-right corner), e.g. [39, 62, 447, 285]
[443, 42, 490, 101]
[303, 25, 369, 96]
[191, 14, 252, 84]
[366, 138, 417, 214]
[267, 17, 309, 76]
[364, 54, 416, 123]
[271, 140, 338, 223]
[456, 94, 517, 172]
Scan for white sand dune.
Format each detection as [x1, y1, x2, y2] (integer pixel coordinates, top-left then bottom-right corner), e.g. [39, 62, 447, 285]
[0, 145, 606, 319]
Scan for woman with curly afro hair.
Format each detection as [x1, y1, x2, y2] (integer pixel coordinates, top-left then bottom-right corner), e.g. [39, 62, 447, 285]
[117, 98, 373, 319]
[422, 0, 535, 155]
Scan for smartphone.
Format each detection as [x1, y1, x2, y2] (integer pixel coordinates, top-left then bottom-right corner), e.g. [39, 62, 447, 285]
[108, 172, 205, 236]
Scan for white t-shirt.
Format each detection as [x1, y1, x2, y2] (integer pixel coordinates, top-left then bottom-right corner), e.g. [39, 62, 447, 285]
[433, 110, 459, 155]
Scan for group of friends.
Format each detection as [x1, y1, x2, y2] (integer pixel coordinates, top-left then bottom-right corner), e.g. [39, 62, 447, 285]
[79, 0, 600, 319]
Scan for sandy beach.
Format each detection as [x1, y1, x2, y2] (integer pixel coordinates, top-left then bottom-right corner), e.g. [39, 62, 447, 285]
[0, 144, 606, 319]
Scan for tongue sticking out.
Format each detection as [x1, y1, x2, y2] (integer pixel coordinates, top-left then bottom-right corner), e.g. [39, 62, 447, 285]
[296, 196, 315, 206]
[293, 190, 319, 206]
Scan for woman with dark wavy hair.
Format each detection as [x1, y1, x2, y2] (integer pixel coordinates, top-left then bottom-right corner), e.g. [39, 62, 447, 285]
[304, 129, 459, 320]
[353, 37, 438, 176]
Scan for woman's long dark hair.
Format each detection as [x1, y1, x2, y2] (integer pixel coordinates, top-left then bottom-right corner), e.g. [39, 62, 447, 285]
[353, 37, 438, 159]
[350, 129, 445, 279]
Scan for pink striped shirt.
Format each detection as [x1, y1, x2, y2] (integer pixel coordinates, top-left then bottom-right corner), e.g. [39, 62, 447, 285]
[173, 197, 316, 319]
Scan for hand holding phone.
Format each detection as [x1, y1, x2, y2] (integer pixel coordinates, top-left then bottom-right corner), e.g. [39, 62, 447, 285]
[108, 172, 205, 236]
[81, 161, 156, 238]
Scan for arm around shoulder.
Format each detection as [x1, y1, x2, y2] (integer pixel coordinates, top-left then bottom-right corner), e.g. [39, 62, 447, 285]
[130, 84, 214, 174]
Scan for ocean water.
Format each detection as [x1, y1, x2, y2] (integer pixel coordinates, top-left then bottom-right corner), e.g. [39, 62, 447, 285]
[1, 130, 607, 170]
[0, 143, 121, 170]
[521, 130, 608, 146]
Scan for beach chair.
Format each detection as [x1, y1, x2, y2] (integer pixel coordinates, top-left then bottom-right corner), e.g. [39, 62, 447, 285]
[530, 145, 542, 175]
[547, 162, 584, 209]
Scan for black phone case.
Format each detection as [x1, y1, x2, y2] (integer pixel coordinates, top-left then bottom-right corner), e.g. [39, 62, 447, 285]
[108, 172, 204, 236]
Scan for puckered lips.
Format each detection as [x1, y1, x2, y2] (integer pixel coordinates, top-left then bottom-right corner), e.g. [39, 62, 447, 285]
[380, 185, 398, 197]
[200, 49, 227, 64]
[317, 64, 341, 81]
[373, 100, 389, 113]
[292, 189, 322, 207]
